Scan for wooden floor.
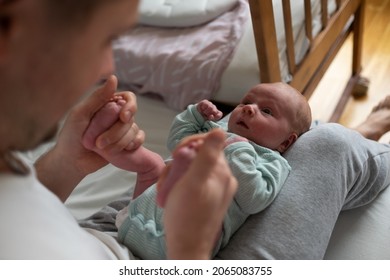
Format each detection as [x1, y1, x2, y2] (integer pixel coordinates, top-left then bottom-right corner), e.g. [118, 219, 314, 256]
[309, 0, 390, 141]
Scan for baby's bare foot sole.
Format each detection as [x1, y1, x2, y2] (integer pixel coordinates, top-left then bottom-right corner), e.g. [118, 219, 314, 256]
[82, 100, 123, 150]
[157, 144, 197, 207]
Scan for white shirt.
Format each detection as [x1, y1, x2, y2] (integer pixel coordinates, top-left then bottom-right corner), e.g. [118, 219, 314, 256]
[0, 157, 133, 259]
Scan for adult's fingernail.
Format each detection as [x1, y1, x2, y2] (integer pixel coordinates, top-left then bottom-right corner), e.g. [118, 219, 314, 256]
[123, 111, 132, 123]
[96, 138, 109, 149]
[207, 130, 225, 147]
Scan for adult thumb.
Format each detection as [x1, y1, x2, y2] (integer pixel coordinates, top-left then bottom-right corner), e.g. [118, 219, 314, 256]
[81, 75, 118, 118]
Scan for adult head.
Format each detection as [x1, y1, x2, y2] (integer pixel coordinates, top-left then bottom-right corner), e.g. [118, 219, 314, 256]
[0, 0, 139, 154]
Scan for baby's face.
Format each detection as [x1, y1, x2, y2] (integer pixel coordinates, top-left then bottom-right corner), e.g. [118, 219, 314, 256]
[228, 83, 300, 151]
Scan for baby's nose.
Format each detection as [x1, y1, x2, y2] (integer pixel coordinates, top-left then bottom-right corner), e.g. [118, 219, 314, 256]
[243, 104, 255, 116]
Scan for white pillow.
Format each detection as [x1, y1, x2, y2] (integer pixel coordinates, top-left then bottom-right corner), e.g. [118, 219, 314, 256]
[138, 0, 239, 27]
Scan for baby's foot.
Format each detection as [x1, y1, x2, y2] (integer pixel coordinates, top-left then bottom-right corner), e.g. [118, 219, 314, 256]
[156, 143, 198, 207]
[82, 98, 125, 150]
[82, 98, 164, 177]
[354, 96, 390, 141]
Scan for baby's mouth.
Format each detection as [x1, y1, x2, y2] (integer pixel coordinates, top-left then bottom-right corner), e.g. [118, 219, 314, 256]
[237, 120, 248, 129]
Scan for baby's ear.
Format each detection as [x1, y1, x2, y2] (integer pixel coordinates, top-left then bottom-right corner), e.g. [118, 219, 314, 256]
[277, 133, 298, 154]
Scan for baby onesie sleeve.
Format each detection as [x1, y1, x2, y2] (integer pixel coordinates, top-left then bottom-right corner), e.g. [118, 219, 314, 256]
[224, 141, 291, 214]
[167, 104, 219, 151]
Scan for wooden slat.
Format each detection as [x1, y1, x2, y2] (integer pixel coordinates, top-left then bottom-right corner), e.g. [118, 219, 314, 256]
[282, 0, 296, 73]
[321, 0, 329, 27]
[248, 0, 281, 82]
[352, 0, 365, 74]
[328, 0, 366, 122]
[329, 74, 360, 122]
[300, 22, 352, 100]
[304, 0, 313, 42]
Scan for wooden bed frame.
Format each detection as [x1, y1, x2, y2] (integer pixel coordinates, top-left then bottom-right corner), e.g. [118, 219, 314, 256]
[249, 0, 367, 122]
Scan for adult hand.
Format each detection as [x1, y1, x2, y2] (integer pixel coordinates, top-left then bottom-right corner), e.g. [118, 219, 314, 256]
[36, 75, 144, 201]
[161, 129, 238, 259]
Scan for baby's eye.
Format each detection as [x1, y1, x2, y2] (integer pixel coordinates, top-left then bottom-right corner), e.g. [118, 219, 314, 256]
[261, 108, 272, 115]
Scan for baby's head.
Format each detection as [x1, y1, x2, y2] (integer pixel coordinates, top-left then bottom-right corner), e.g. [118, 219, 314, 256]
[228, 82, 312, 153]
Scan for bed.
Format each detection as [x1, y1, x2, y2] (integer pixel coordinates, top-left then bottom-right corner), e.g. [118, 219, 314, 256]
[113, 0, 368, 122]
[27, 0, 390, 259]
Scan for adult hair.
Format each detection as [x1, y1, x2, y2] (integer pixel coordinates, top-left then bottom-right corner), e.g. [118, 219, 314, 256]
[0, 0, 115, 29]
[43, 0, 115, 28]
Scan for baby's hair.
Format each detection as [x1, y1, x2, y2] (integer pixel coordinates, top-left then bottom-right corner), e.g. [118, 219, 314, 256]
[294, 100, 312, 136]
[283, 84, 312, 136]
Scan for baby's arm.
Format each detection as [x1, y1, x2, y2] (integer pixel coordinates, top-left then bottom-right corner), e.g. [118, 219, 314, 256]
[82, 96, 165, 197]
[197, 100, 223, 121]
[167, 100, 223, 152]
[225, 143, 289, 214]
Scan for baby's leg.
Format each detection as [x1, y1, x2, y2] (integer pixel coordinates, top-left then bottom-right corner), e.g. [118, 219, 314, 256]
[82, 98, 165, 196]
[156, 143, 197, 207]
[157, 139, 224, 255]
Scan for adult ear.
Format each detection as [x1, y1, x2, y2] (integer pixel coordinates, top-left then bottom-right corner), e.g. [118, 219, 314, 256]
[277, 133, 298, 154]
[0, 1, 17, 63]
[0, 12, 11, 62]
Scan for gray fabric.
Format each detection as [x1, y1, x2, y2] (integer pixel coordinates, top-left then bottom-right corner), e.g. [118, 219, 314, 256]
[78, 196, 131, 232]
[80, 123, 390, 259]
[216, 123, 390, 259]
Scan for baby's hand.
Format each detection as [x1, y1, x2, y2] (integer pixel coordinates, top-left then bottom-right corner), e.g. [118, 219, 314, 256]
[197, 100, 223, 121]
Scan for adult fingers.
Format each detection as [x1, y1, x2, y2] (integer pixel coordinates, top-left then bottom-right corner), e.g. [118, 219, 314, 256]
[95, 122, 144, 152]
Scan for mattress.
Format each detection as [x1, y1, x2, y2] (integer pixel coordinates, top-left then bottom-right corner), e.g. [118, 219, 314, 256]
[138, 0, 239, 27]
[25, 94, 390, 260]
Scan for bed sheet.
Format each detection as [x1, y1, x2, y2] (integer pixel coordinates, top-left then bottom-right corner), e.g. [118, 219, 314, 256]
[114, 0, 248, 111]
[25, 94, 390, 259]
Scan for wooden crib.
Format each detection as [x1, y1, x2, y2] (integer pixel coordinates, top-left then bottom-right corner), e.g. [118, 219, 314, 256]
[249, 0, 367, 122]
